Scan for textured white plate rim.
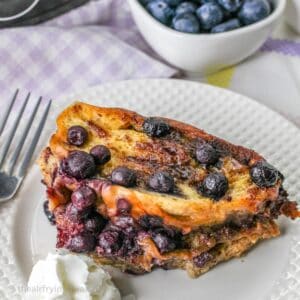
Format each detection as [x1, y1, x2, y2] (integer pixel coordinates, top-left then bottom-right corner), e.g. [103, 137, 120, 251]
[2, 79, 299, 300]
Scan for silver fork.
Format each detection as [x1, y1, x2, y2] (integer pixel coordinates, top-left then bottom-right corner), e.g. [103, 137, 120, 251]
[0, 90, 52, 202]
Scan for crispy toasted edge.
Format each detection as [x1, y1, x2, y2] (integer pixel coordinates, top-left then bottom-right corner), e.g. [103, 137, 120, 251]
[48, 101, 263, 164]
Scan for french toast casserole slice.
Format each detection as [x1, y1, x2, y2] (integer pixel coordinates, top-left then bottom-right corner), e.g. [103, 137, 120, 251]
[39, 102, 300, 277]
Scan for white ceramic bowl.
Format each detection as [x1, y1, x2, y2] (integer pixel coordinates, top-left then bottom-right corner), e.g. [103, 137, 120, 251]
[285, 0, 300, 34]
[128, 0, 286, 74]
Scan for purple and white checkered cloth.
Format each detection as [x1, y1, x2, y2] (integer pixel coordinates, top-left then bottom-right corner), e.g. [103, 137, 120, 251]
[0, 0, 177, 100]
[0, 0, 300, 126]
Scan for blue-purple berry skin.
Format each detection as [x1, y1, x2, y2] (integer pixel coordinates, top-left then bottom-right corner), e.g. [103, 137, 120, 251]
[71, 186, 96, 212]
[196, 3, 224, 30]
[172, 12, 201, 33]
[211, 18, 241, 33]
[238, 0, 271, 25]
[175, 2, 198, 15]
[67, 126, 88, 146]
[146, 0, 175, 25]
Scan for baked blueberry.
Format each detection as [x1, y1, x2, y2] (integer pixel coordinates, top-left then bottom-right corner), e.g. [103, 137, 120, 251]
[149, 171, 175, 193]
[43, 200, 56, 225]
[193, 252, 213, 267]
[71, 186, 96, 212]
[143, 117, 170, 137]
[138, 215, 163, 229]
[238, 0, 271, 25]
[84, 213, 106, 234]
[146, 0, 175, 25]
[67, 126, 88, 146]
[61, 151, 96, 179]
[211, 18, 241, 33]
[111, 167, 137, 187]
[250, 161, 280, 188]
[175, 2, 197, 15]
[198, 172, 229, 200]
[196, 3, 224, 30]
[195, 142, 219, 165]
[117, 198, 132, 214]
[172, 13, 201, 33]
[217, 0, 243, 12]
[98, 231, 121, 254]
[152, 232, 177, 253]
[65, 203, 90, 221]
[90, 145, 111, 165]
[66, 232, 96, 253]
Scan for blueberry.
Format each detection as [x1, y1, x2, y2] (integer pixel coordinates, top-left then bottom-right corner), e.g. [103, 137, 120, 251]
[43, 200, 56, 225]
[198, 172, 229, 200]
[217, 0, 242, 12]
[172, 13, 201, 33]
[84, 213, 106, 234]
[149, 171, 175, 193]
[98, 231, 121, 254]
[117, 198, 132, 214]
[146, 0, 175, 25]
[250, 161, 280, 188]
[90, 145, 111, 165]
[152, 232, 176, 253]
[67, 126, 88, 146]
[111, 167, 137, 187]
[238, 0, 271, 25]
[143, 117, 170, 137]
[65, 203, 90, 221]
[66, 232, 96, 253]
[71, 186, 96, 212]
[61, 151, 96, 180]
[164, 0, 184, 5]
[199, 0, 217, 3]
[193, 252, 213, 267]
[114, 216, 135, 230]
[211, 18, 241, 33]
[175, 2, 197, 15]
[138, 215, 163, 229]
[195, 142, 219, 165]
[196, 3, 224, 30]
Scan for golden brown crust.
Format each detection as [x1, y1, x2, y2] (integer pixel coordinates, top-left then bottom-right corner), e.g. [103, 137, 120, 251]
[38, 101, 299, 278]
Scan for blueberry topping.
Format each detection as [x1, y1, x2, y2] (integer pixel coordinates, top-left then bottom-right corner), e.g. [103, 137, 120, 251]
[111, 167, 137, 187]
[238, 0, 271, 25]
[114, 216, 135, 230]
[61, 151, 96, 179]
[149, 171, 175, 193]
[117, 198, 132, 214]
[138, 215, 163, 229]
[65, 203, 90, 221]
[217, 0, 243, 12]
[146, 0, 175, 25]
[152, 232, 177, 253]
[84, 213, 106, 234]
[195, 142, 219, 165]
[66, 232, 96, 253]
[90, 145, 111, 165]
[71, 186, 96, 212]
[98, 231, 121, 254]
[211, 18, 241, 33]
[43, 200, 56, 225]
[250, 161, 280, 188]
[198, 172, 229, 200]
[172, 13, 201, 33]
[193, 252, 213, 267]
[175, 2, 197, 15]
[143, 117, 170, 137]
[196, 3, 224, 30]
[67, 126, 88, 146]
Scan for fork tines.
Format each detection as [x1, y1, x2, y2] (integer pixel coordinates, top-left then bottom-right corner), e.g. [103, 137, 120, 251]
[0, 90, 52, 176]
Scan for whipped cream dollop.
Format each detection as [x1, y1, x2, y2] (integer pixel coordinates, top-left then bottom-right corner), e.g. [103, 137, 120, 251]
[25, 253, 121, 300]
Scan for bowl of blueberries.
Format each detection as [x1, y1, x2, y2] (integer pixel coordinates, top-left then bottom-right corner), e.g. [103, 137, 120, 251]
[128, 0, 286, 73]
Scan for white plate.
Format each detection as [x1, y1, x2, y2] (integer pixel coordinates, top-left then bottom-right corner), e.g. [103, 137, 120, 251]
[1, 79, 300, 300]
